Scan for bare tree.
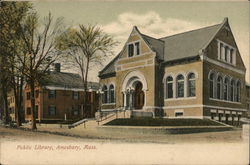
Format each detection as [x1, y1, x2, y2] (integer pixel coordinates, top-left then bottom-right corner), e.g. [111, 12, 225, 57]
[16, 12, 65, 129]
[56, 25, 117, 118]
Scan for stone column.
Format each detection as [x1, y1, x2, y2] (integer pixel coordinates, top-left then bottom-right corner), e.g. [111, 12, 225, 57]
[129, 90, 134, 110]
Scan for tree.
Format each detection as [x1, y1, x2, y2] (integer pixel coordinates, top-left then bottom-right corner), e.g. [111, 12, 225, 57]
[0, 1, 31, 125]
[16, 12, 65, 129]
[56, 25, 117, 118]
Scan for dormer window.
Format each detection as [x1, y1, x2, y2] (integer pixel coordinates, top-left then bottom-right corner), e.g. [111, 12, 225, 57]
[217, 40, 236, 65]
[128, 41, 140, 57]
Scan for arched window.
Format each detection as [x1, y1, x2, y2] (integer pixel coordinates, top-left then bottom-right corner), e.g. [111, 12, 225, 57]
[217, 76, 223, 99]
[230, 80, 235, 102]
[223, 78, 229, 100]
[236, 81, 241, 102]
[166, 76, 173, 98]
[188, 73, 196, 97]
[102, 85, 108, 104]
[176, 74, 184, 98]
[209, 73, 215, 98]
[109, 84, 115, 103]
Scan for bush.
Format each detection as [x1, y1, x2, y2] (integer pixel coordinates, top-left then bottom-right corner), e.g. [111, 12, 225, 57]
[105, 118, 223, 126]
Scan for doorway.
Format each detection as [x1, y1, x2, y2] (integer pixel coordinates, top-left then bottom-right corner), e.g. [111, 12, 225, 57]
[134, 82, 144, 109]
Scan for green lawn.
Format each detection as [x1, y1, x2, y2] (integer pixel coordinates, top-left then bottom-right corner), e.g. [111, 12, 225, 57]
[104, 118, 223, 126]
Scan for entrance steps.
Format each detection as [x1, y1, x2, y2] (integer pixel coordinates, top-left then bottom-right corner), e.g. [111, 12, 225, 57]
[69, 109, 129, 129]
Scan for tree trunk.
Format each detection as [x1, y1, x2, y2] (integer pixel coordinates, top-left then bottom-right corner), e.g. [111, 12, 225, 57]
[13, 86, 20, 126]
[30, 79, 37, 130]
[18, 76, 24, 126]
[83, 57, 90, 118]
[2, 87, 9, 124]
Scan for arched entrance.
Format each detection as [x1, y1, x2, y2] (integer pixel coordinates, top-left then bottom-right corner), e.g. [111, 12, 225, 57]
[134, 82, 144, 109]
[122, 71, 147, 110]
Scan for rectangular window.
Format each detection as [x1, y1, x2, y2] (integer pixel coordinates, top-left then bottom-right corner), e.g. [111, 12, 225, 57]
[48, 105, 56, 115]
[26, 92, 30, 100]
[135, 42, 140, 55]
[26, 107, 31, 115]
[48, 90, 56, 99]
[224, 46, 228, 61]
[72, 91, 79, 100]
[72, 105, 80, 115]
[128, 44, 134, 57]
[220, 43, 223, 60]
[218, 40, 235, 65]
[175, 112, 183, 117]
[35, 90, 39, 98]
[229, 49, 234, 63]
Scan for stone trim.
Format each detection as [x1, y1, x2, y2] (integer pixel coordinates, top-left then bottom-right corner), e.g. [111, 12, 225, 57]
[201, 55, 245, 75]
[44, 86, 88, 91]
[209, 98, 241, 104]
[163, 104, 246, 111]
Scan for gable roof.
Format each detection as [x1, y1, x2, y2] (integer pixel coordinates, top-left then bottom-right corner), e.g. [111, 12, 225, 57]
[98, 52, 121, 77]
[160, 23, 222, 62]
[99, 18, 228, 77]
[41, 71, 100, 90]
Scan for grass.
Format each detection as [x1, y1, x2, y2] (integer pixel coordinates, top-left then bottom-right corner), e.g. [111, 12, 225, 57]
[104, 118, 223, 126]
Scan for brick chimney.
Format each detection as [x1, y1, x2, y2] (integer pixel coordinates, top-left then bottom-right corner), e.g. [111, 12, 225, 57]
[54, 63, 61, 72]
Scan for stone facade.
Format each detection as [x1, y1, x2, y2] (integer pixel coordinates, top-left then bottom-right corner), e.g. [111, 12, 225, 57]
[99, 18, 248, 123]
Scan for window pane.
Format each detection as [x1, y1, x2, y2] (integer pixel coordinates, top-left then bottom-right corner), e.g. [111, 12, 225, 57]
[128, 44, 134, 57]
[209, 74, 214, 98]
[217, 77, 222, 99]
[167, 83, 173, 98]
[188, 73, 195, 97]
[188, 80, 196, 97]
[177, 81, 184, 97]
[224, 79, 228, 100]
[110, 85, 115, 103]
[49, 106, 56, 115]
[166, 76, 173, 99]
[135, 42, 140, 55]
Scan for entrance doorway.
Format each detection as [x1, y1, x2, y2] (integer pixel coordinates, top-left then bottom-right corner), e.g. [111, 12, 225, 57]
[134, 82, 144, 109]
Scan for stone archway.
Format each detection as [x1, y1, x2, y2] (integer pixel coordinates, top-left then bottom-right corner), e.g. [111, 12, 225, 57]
[122, 71, 147, 110]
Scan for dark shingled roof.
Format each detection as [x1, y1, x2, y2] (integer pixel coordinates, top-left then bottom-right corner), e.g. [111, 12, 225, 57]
[141, 34, 165, 60]
[99, 53, 120, 77]
[41, 71, 100, 90]
[160, 23, 222, 61]
[99, 19, 226, 77]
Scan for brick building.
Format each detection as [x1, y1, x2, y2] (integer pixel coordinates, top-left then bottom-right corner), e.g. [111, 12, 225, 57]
[24, 64, 100, 122]
[98, 18, 248, 125]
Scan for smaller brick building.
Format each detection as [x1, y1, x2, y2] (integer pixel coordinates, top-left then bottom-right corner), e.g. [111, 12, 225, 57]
[24, 64, 100, 122]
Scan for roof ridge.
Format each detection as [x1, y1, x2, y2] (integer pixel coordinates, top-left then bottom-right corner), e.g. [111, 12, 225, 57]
[141, 33, 164, 43]
[159, 23, 221, 40]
